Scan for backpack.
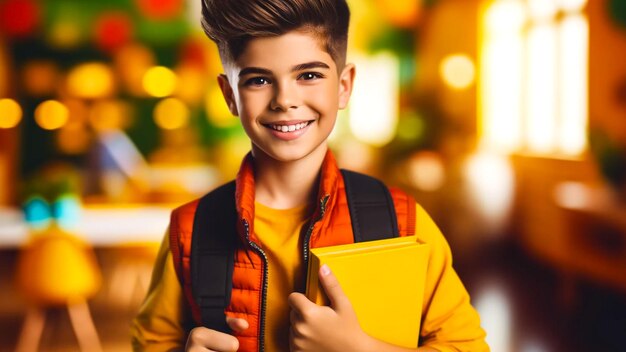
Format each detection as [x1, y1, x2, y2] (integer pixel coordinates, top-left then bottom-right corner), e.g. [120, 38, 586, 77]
[190, 170, 408, 332]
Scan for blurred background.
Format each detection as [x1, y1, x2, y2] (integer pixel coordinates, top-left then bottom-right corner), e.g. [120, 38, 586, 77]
[0, 0, 625, 351]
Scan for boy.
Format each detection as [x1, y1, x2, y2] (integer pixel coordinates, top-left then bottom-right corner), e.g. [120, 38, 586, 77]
[132, 0, 488, 351]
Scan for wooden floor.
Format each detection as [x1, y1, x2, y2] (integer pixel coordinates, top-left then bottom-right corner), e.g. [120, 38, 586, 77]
[0, 239, 625, 352]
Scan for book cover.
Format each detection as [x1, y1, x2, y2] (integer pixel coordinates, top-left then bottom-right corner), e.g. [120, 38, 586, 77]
[305, 236, 430, 348]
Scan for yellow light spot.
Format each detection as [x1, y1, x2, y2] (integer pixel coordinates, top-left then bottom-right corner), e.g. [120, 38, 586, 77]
[0, 99, 23, 129]
[154, 98, 190, 130]
[89, 100, 130, 131]
[67, 63, 115, 99]
[143, 66, 177, 98]
[175, 65, 206, 104]
[205, 85, 237, 127]
[35, 100, 70, 130]
[440, 54, 476, 90]
[114, 44, 156, 97]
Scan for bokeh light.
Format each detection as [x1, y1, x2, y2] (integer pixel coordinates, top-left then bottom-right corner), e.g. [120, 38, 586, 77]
[396, 113, 425, 142]
[552, 181, 589, 209]
[464, 151, 515, 234]
[57, 124, 91, 155]
[154, 98, 190, 130]
[175, 65, 206, 104]
[63, 99, 89, 125]
[51, 194, 82, 230]
[136, 0, 184, 20]
[0, 98, 23, 129]
[89, 100, 131, 132]
[205, 84, 237, 127]
[143, 66, 177, 97]
[67, 63, 115, 99]
[0, 0, 40, 38]
[48, 20, 82, 48]
[407, 151, 446, 192]
[35, 100, 70, 130]
[440, 54, 476, 90]
[23, 196, 51, 230]
[374, 0, 422, 28]
[94, 12, 133, 52]
[22, 61, 59, 96]
[114, 43, 155, 96]
[349, 53, 399, 147]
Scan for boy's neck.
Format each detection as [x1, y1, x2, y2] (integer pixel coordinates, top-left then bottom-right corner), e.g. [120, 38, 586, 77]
[252, 145, 327, 210]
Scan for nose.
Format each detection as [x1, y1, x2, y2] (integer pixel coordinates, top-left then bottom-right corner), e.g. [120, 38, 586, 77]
[270, 81, 300, 111]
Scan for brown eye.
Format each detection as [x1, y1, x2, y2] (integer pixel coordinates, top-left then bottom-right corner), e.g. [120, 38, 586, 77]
[299, 72, 323, 81]
[245, 77, 271, 86]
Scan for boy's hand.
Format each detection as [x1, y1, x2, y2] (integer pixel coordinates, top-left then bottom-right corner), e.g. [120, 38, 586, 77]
[288, 264, 372, 352]
[185, 317, 248, 352]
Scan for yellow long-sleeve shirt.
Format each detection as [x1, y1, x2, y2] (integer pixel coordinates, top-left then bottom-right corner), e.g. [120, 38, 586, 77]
[131, 203, 488, 351]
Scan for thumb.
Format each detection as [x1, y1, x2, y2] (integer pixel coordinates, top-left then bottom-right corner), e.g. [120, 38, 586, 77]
[318, 264, 350, 311]
[226, 317, 249, 333]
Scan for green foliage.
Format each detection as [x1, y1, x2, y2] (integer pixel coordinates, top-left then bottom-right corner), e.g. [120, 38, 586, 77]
[609, 0, 626, 29]
[588, 128, 626, 188]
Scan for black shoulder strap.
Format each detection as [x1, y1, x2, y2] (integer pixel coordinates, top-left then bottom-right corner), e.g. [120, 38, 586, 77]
[341, 169, 399, 241]
[191, 181, 237, 333]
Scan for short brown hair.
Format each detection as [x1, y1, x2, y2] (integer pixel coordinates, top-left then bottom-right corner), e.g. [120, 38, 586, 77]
[201, 0, 350, 68]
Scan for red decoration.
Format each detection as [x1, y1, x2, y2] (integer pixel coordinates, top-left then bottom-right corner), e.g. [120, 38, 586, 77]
[0, 0, 40, 38]
[180, 39, 207, 70]
[136, 0, 184, 20]
[94, 12, 133, 52]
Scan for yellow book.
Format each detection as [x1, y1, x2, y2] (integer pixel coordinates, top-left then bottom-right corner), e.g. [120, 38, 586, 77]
[305, 236, 430, 348]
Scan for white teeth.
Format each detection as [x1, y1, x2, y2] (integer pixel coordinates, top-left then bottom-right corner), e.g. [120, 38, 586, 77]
[269, 121, 310, 132]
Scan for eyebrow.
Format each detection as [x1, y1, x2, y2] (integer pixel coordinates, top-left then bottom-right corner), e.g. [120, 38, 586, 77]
[238, 61, 331, 77]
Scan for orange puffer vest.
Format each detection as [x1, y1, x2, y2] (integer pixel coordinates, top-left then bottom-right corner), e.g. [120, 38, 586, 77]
[169, 151, 416, 352]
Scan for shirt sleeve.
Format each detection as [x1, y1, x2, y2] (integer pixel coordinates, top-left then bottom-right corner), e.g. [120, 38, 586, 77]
[131, 229, 190, 352]
[415, 204, 489, 352]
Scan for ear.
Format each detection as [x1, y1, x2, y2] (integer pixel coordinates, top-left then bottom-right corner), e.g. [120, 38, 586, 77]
[217, 74, 239, 116]
[337, 63, 356, 110]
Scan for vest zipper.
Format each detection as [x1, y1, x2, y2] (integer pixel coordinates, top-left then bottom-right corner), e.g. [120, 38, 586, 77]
[302, 195, 329, 276]
[242, 218, 268, 352]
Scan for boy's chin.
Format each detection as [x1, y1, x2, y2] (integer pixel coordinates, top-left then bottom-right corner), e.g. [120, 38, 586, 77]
[252, 144, 328, 164]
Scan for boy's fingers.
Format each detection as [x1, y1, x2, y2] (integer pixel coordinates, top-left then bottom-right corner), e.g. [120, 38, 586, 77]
[186, 326, 239, 351]
[318, 264, 349, 311]
[288, 292, 315, 314]
[226, 317, 249, 333]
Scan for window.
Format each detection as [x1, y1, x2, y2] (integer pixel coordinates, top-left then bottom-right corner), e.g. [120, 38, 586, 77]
[479, 0, 588, 157]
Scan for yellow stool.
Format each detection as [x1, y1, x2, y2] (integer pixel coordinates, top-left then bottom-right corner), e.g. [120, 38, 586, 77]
[15, 226, 103, 352]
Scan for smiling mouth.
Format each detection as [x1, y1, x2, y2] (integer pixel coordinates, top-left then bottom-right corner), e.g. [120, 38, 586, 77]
[264, 120, 314, 133]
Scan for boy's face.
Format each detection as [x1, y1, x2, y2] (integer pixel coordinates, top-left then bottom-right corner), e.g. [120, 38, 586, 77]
[218, 31, 355, 163]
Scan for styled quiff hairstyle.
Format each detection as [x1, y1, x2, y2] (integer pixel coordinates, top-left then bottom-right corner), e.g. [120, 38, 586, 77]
[201, 0, 350, 68]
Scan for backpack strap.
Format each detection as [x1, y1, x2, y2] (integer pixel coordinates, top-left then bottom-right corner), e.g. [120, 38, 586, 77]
[341, 169, 399, 241]
[191, 181, 238, 333]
